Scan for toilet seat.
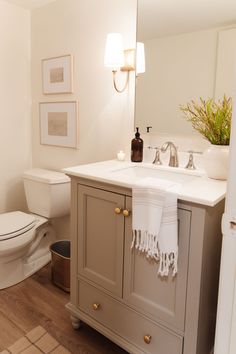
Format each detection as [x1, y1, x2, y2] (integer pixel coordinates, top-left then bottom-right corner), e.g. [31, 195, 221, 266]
[0, 211, 37, 241]
[0, 211, 48, 259]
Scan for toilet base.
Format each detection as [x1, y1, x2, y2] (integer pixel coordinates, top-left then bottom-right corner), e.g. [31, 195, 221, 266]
[0, 252, 51, 290]
[0, 223, 56, 290]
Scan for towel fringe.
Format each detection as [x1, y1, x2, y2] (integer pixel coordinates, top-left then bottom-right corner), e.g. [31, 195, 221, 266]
[131, 230, 178, 277]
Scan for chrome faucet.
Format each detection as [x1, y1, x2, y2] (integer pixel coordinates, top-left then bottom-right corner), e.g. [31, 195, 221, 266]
[161, 141, 179, 167]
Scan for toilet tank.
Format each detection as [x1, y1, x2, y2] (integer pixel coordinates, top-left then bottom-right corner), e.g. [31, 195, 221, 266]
[22, 168, 71, 218]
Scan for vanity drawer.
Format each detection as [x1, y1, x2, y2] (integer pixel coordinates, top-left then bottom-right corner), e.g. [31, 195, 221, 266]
[78, 280, 183, 354]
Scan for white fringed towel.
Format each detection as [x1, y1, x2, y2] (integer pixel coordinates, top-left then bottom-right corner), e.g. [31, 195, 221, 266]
[131, 177, 180, 277]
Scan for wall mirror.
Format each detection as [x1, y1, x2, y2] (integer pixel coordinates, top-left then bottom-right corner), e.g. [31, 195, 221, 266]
[135, 0, 236, 134]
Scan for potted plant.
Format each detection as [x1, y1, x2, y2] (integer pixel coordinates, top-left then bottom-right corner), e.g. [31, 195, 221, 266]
[180, 96, 232, 180]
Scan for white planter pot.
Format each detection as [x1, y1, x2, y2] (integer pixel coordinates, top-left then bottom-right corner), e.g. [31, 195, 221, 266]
[203, 145, 229, 180]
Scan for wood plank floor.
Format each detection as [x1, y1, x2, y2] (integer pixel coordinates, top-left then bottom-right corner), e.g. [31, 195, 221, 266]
[0, 265, 128, 354]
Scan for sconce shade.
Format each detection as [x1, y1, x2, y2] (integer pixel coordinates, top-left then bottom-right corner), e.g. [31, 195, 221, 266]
[104, 33, 124, 68]
[136, 42, 145, 74]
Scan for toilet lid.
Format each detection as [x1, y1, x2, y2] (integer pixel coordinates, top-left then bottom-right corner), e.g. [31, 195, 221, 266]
[0, 211, 37, 241]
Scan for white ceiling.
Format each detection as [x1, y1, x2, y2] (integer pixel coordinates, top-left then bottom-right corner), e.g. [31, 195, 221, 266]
[138, 0, 236, 39]
[4, 0, 236, 37]
[4, 0, 57, 10]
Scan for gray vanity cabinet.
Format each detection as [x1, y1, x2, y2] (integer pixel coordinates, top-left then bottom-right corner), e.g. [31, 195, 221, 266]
[77, 184, 125, 297]
[66, 176, 224, 354]
[123, 196, 191, 333]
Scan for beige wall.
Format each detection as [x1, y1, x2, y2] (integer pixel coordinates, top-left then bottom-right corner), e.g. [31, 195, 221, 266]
[0, 1, 31, 213]
[215, 27, 236, 99]
[31, 0, 136, 238]
[31, 0, 136, 171]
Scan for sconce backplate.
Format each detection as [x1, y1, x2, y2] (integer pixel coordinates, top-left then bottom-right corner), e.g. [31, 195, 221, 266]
[121, 49, 135, 72]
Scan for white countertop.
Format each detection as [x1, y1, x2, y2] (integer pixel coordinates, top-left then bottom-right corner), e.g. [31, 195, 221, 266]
[63, 160, 227, 207]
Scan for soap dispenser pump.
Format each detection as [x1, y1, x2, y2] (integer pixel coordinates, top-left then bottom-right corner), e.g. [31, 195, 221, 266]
[131, 127, 143, 162]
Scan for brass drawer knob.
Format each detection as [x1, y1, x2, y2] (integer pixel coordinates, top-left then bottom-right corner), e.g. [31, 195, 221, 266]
[123, 209, 131, 217]
[115, 207, 122, 214]
[92, 303, 100, 311]
[144, 335, 152, 344]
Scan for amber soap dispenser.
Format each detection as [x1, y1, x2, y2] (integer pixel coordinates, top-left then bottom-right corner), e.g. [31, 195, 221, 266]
[131, 127, 143, 162]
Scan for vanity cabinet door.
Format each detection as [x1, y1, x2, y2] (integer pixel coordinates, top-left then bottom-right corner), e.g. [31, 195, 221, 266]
[124, 197, 191, 332]
[77, 184, 125, 297]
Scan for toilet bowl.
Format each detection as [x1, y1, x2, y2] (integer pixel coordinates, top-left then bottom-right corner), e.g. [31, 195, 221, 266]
[0, 168, 70, 290]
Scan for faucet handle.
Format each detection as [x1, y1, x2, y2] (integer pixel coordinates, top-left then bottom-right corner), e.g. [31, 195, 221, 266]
[185, 150, 203, 170]
[185, 151, 196, 170]
[187, 150, 203, 155]
[152, 147, 162, 165]
[147, 146, 162, 165]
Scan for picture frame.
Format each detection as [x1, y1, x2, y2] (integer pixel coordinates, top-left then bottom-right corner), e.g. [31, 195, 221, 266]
[39, 101, 78, 148]
[42, 54, 73, 94]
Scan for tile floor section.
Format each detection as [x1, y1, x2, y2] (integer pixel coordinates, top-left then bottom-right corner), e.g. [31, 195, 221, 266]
[0, 326, 71, 354]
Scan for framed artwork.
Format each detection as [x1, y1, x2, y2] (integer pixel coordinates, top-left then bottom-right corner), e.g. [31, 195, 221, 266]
[42, 54, 73, 94]
[39, 101, 78, 148]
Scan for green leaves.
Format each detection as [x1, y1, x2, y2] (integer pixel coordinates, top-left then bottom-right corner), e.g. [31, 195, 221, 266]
[180, 96, 232, 145]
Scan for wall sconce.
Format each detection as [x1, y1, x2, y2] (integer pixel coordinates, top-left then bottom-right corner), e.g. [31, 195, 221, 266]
[104, 33, 135, 93]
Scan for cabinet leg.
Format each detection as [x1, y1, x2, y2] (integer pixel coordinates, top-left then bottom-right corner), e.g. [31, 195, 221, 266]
[70, 315, 81, 329]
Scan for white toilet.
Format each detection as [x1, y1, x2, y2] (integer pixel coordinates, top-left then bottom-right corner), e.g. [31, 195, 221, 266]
[0, 168, 70, 290]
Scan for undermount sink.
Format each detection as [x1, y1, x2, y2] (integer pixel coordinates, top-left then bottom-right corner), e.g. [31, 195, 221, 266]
[111, 165, 202, 184]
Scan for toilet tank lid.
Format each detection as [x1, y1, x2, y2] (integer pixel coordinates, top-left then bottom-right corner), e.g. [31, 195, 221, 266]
[22, 168, 70, 184]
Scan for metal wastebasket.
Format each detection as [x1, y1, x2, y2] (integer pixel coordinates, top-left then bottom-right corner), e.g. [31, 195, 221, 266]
[50, 240, 70, 292]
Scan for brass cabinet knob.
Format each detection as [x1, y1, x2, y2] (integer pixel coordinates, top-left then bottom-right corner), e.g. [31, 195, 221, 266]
[115, 207, 122, 214]
[123, 209, 131, 217]
[92, 303, 100, 311]
[144, 335, 152, 344]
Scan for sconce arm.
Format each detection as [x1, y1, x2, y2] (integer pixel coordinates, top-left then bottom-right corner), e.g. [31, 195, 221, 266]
[112, 70, 130, 93]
